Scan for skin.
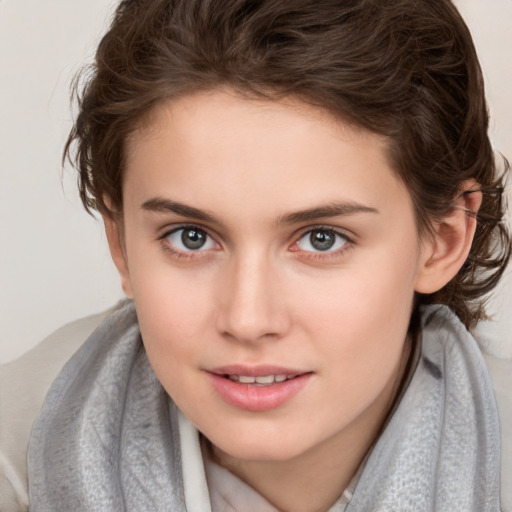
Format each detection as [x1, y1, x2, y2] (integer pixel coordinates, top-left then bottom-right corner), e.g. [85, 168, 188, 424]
[104, 89, 481, 511]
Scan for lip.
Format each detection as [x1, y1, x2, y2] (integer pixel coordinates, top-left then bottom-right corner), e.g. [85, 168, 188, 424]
[210, 364, 306, 378]
[207, 365, 312, 412]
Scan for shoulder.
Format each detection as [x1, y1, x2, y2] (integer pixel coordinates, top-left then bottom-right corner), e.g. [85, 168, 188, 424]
[0, 305, 118, 512]
[422, 304, 512, 511]
[474, 299, 512, 512]
[482, 351, 512, 511]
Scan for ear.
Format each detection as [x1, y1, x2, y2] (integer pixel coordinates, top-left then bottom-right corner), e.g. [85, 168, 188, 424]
[414, 180, 482, 294]
[103, 214, 134, 298]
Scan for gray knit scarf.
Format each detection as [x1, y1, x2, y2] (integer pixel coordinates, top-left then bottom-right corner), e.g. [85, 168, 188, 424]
[27, 302, 501, 511]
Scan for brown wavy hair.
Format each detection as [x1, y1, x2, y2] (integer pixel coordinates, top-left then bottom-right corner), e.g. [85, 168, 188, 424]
[65, 0, 510, 328]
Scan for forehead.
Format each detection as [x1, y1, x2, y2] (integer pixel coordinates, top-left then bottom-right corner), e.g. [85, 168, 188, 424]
[123, 90, 413, 226]
[129, 91, 359, 161]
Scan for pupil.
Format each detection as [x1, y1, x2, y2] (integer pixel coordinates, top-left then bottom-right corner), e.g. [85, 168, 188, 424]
[310, 230, 335, 251]
[182, 228, 206, 249]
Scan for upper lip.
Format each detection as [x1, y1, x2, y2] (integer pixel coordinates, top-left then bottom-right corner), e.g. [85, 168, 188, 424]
[209, 364, 309, 377]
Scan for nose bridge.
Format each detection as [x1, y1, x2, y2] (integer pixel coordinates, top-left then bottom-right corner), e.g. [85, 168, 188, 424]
[218, 246, 287, 343]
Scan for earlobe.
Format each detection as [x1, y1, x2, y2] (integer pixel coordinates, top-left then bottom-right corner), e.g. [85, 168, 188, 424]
[103, 214, 134, 298]
[414, 181, 482, 294]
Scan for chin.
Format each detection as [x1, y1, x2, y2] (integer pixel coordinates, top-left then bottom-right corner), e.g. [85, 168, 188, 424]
[207, 428, 316, 463]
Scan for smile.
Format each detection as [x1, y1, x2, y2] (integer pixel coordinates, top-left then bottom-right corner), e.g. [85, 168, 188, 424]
[208, 366, 312, 411]
[227, 374, 298, 385]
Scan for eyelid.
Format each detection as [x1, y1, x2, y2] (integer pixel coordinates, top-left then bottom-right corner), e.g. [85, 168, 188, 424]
[157, 222, 354, 261]
[158, 223, 217, 241]
[289, 225, 355, 259]
[158, 223, 221, 256]
[291, 224, 355, 245]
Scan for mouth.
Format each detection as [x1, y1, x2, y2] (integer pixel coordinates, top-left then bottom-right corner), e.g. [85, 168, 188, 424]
[224, 374, 301, 386]
[207, 366, 312, 411]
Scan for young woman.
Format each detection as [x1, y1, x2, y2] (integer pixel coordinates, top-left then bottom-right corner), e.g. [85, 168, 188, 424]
[26, 0, 510, 510]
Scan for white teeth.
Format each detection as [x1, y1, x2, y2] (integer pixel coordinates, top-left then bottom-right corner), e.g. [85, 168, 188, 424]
[238, 375, 256, 384]
[227, 374, 296, 385]
[255, 375, 275, 384]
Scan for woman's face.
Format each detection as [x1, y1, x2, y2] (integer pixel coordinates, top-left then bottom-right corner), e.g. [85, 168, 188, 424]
[114, 90, 429, 464]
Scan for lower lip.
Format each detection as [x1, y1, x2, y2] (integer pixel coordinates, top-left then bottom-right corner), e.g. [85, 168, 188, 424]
[208, 373, 312, 412]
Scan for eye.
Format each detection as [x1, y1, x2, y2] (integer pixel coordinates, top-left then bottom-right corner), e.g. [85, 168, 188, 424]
[164, 226, 218, 252]
[296, 228, 348, 253]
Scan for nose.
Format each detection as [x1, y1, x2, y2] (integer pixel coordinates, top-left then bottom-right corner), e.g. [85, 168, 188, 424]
[216, 250, 290, 344]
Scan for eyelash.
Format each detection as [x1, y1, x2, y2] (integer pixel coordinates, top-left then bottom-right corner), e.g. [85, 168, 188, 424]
[158, 224, 219, 261]
[290, 225, 354, 261]
[157, 224, 354, 262]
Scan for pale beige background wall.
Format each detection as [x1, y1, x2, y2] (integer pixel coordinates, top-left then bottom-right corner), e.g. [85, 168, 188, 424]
[0, 0, 122, 363]
[1, 0, 511, 363]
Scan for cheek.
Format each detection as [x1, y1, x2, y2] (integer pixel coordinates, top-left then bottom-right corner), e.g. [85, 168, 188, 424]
[293, 245, 418, 383]
[128, 261, 216, 381]
[134, 289, 211, 414]
[297, 249, 417, 335]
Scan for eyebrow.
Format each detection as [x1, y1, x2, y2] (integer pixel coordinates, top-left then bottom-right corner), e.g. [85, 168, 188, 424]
[277, 202, 379, 225]
[141, 197, 379, 226]
[141, 197, 220, 224]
